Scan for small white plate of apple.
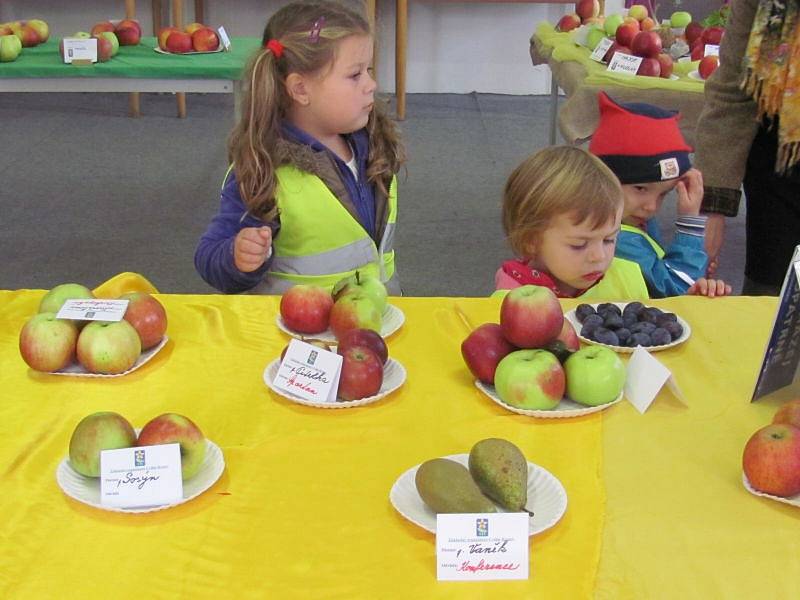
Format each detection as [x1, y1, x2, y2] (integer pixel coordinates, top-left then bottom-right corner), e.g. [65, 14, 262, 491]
[475, 380, 623, 418]
[53, 335, 169, 378]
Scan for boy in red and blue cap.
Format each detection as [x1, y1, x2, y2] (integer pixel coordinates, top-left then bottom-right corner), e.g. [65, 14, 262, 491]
[589, 92, 732, 298]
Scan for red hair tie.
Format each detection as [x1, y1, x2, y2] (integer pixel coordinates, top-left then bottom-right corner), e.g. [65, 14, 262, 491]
[265, 39, 284, 58]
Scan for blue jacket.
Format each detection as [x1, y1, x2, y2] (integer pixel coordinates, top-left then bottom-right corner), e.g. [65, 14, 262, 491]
[615, 217, 708, 297]
[194, 124, 377, 293]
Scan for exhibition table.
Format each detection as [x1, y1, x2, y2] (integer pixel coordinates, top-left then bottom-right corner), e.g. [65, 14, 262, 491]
[0, 37, 261, 117]
[1, 290, 796, 598]
[531, 23, 706, 146]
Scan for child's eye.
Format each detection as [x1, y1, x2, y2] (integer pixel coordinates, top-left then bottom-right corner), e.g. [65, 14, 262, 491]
[350, 72, 361, 80]
[569, 243, 587, 250]
[603, 237, 617, 245]
[635, 186, 647, 193]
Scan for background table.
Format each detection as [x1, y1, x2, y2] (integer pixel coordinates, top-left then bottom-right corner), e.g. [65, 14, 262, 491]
[0, 37, 260, 118]
[1, 290, 796, 597]
[531, 23, 706, 145]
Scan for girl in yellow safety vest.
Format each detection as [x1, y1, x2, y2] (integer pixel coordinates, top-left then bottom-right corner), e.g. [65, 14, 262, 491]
[195, 1, 405, 294]
[495, 146, 649, 301]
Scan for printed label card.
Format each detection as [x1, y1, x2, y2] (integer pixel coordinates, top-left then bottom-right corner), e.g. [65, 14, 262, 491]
[56, 299, 129, 322]
[625, 346, 685, 414]
[436, 513, 529, 581]
[273, 338, 342, 403]
[704, 44, 720, 57]
[590, 38, 614, 62]
[100, 444, 183, 508]
[607, 52, 642, 75]
[217, 26, 231, 50]
[61, 38, 97, 64]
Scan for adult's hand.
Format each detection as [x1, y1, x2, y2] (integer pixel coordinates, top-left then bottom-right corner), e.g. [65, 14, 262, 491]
[704, 213, 726, 277]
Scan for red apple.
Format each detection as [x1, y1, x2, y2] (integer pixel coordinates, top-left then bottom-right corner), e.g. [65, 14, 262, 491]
[615, 22, 639, 47]
[115, 20, 141, 46]
[90, 21, 115, 37]
[76, 320, 141, 375]
[743, 424, 800, 497]
[557, 14, 581, 33]
[656, 53, 674, 78]
[93, 34, 113, 62]
[690, 39, 705, 61]
[631, 31, 662, 58]
[115, 19, 141, 37]
[637, 57, 661, 77]
[461, 323, 516, 385]
[500, 285, 564, 349]
[120, 292, 167, 350]
[137, 413, 206, 479]
[338, 345, 383, 401]
[575, 0, 600, 22]
[279, 284, 333, 334]
[702, 26, 724, 46]
[685, 21, 704, 45]
[604, 42, 631, 62]
[621, 16, 640, 30]
[773, 399, 800, 429]
[494, 349, 565, 410]
[556, 319, 580, 351]
[18, 25, 40, 48]
[158, 26, 180, 50]
[165, 30, 192, 53]
[19, 312, 79, 372]
[191, 27, 219, 52]
[698, 55, 719, 80]
[329, 293, 382, 340]
[337, 328, 388, 365]
[69, 412, 137, 477]
[26, 19, 49, 43]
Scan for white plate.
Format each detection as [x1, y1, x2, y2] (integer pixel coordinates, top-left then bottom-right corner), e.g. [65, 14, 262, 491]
[55, 437, 225, 513]
[389, 453, 567, 536]
[688, 70, 704, 81]
[153, 45, 223, 55]
[742, 472, 800, 507]
[263, 356, 406, 408]
[564, 303, 691, 353]
[276, 304, 405, 342]
[475, 380, 623, 418]
[52, 335, 169, 378]
[669, 74, 680, 80]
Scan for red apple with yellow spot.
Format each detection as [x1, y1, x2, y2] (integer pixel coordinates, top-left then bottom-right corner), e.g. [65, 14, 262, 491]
[137, 413, 206, 479]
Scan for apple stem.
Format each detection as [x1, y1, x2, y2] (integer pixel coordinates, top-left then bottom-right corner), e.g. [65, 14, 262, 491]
[355, 271, 361, 285]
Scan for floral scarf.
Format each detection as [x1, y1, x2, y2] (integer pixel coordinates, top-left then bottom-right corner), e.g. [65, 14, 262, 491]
[742, 0, 800, 172]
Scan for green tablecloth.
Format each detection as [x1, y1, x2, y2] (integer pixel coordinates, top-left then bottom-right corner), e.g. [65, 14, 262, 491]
[0, 37, 262, 80]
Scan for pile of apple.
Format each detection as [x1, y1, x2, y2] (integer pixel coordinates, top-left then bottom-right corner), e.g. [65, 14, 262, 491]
[742, 399, 800, 499]
[69, 411, 206, 480]
[0, 19, 49, 62]
[56, 19, 141, 63]
[157, 22, 220, 54]
[18, 282, 168, 375]
[461, 285, 626, 410]
[684, 22, 722, 79]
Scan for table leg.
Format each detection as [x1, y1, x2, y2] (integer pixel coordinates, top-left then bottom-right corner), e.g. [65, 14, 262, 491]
[126, 0, 140, 117]
[234, 80, 242, 124]
[152, 0, 163, 31]
[366, 0, 377, 83]
[173, 0, 187, 117]
[549, 71, 558, 145]
[195, 0, 204, 24]
[395, 0, 407, 120]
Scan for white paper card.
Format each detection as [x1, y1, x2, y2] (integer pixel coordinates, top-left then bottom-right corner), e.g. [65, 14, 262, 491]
[590, 37, 613, 62]
[56, 298, 129, 322]
[436, 513, 529, 581]
[607, 52, 642, 75]
[273, 338, 342, 403]
[704, 44, 720, 57]
[62, 38, 97, 63]
[624, 346, 685, 413]
[217, 26, 231, 50]
[100, 444, 183, 508]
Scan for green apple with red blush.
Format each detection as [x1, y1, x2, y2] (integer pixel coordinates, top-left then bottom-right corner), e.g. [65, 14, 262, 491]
[69, 412, 137, 477]
[494, 349, 565, 410]
[330, 292, 382, 340]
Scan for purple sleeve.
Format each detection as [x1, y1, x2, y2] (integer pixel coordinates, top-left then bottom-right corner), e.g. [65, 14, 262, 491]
[194, 170, 279, 293]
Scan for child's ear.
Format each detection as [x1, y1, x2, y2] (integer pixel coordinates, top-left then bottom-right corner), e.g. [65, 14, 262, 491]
[524, 240, 537, 259]
[285, 73, 311, 106]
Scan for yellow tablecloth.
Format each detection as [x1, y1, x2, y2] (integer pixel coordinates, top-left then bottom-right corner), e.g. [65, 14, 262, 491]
[1, 290, 796, 598]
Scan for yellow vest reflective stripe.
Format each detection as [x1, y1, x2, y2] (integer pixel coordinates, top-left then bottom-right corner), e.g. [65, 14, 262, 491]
[249, 165, 398, 294]
[621, 224, 665, 259]
[578, 258, 649, 301]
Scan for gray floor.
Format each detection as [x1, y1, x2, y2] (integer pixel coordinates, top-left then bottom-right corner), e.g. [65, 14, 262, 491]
[0, 92, 746, 296]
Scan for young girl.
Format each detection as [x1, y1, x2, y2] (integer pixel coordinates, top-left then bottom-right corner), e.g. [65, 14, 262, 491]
[195, 1, 405, 294]
[495, 146, 649, 300]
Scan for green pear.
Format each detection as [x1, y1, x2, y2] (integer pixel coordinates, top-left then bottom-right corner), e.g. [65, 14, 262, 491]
[415, 458, 497, 514]
[468, 438, 529, 512]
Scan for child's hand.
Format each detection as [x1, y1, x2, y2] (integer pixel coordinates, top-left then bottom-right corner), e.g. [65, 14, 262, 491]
[234, 226, 272, 272]
[675, 168, 704, 217]
[687, 277, 732, 297]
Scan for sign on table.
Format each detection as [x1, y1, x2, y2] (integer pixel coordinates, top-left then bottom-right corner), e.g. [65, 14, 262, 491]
[100, 443, 183, 509]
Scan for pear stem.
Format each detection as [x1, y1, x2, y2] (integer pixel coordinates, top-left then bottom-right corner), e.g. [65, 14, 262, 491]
[524, 507, 534, 517]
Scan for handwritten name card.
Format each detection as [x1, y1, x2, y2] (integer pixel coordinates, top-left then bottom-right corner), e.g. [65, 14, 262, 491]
[436, 513, 529, 581]
[100, 443, 183, 508]
[273, 338, 342, 403]
[56, 299, 129, 322]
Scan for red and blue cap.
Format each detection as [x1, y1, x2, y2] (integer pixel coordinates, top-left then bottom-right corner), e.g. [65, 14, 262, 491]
[588, 92, 693, 184]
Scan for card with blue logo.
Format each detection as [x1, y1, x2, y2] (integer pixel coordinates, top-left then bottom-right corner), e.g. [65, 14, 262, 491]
[57, 299, 129, 322]
[435, 513, 529, 581]
[100, 443, 183, 508]
[274, 338, 342, 403]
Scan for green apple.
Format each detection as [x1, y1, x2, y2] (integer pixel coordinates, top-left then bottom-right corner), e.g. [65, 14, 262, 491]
[69, 412, 137, 477]
[331, 271, 388, 315]
[38, 283, 94, 314]
[565, 346, 626, 406]
[329, 292, 382, 340]
[627, 4, 649, 22]
[670, 11, 692, 29]
[98, 31, 119, 57]
[76, 320, 141, 375]
[0, 34, 21, 62]
[604, 14, 624, 37]
[73, 31, 91, 39]
[494, 349, 565, 410]
[586, 27, 608, 51]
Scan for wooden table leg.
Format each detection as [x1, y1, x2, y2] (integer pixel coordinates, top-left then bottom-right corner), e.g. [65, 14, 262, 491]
[125, 0, 141, 117]
[194, 0, 204, 25]
[395, 0, 407, 120]
[152, 0, 163, 31]
[173, 0, 187, 118]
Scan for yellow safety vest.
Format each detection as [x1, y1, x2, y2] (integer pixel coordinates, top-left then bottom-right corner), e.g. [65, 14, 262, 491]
[621, 224, 665, 259]
[249, 164, 398, 295]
